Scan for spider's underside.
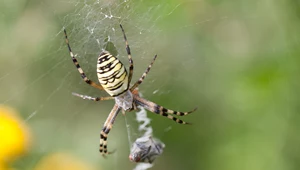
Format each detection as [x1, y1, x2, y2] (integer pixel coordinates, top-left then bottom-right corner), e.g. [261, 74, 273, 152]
[64, 24, 197, 156]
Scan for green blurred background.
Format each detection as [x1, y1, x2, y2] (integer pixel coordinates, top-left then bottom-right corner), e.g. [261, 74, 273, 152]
[1, 0, 300, 170]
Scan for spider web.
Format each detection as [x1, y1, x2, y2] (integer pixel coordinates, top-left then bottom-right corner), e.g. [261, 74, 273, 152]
[56, 2, 171, 170]
[0, 0, 231, 169]
[4, 0, 298, 170]
[0, 0, 207, 170]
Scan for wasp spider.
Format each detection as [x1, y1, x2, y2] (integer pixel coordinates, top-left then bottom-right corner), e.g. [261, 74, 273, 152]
[64, 25, 197, 156]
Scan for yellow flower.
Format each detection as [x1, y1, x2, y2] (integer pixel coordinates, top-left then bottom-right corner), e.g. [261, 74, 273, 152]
[0, 163, 14, 170]
[34, 153, 96, 170]
[0, 106, 31, 163]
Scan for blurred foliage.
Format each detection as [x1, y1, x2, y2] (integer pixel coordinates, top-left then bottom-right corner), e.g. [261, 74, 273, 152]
[0, 0, 300, 170]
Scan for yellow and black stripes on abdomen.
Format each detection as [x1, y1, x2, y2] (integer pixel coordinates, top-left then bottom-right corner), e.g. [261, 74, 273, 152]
[97, 51, 129, 97]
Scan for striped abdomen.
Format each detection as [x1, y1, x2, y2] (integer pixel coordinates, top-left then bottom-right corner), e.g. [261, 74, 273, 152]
[97, 51, 129, 97]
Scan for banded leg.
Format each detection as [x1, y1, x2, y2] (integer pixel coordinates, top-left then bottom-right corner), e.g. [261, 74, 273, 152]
[64, 29, 104, 90]
[133, 95, 196, 124]
[100, 104, 121, 156]
[72, 92, 114, 101]
[120, 24, 134, 85]
[130, 54, 158, 91]
[159, 105, 197, 116]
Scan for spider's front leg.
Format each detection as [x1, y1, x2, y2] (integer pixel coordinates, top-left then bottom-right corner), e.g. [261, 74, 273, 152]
[133, 94, 197, 124]
[99, 104, 121, 156]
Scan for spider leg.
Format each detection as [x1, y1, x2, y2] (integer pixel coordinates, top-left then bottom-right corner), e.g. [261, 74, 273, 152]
[72, 92, 114, 101]
[133, 95, 197, 124]
[64, 29, 104, 91]
[120, 24, 134, 85]
[99, 104, 121, 156]
[130, 54, 158, 91]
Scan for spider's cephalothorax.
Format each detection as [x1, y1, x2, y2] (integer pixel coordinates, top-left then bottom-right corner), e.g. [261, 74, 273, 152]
[64, 25, 197, 156]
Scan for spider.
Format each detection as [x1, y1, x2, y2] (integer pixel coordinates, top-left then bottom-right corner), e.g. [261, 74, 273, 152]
[63, 25, 197, 156]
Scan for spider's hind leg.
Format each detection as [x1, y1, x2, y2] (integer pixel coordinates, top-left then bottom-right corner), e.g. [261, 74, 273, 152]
[130, 54, 157, 91]
[63, 28, 104, 91]
[120, 24, 134, 85]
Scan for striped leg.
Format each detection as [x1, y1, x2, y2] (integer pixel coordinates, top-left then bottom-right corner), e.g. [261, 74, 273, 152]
[72, 92, 114, 101]
[130, 55, 158, 91]
[160, 105, 197, 116]
[64, 29, 104, 90]
[120, 24, 134, 85]
[133, 95, 196, 124]
[99, 104, 121, 156]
